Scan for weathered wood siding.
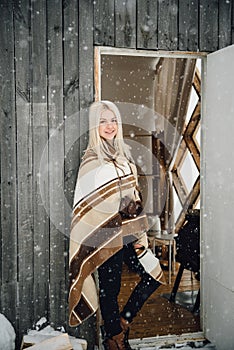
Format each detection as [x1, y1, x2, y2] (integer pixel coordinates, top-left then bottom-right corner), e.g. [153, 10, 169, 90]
[0, 0, 233, 346]
[94, 0, 234, 50]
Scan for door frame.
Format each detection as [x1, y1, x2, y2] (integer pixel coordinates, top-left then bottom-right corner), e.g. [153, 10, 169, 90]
[94, 46, 207, 101]
[94, 46, 208, 344]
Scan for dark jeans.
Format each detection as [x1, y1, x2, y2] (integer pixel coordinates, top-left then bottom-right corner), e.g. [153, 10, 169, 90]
[98, 243, 161, 338]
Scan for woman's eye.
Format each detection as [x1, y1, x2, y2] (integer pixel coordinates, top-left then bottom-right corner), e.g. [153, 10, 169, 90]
[99, 119, 117, 124]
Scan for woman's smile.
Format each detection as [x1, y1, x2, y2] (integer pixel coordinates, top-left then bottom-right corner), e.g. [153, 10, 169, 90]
[99, 109, 118, 140]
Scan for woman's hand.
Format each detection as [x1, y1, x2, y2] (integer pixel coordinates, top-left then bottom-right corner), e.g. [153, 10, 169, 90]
[119, 196, 143, 218]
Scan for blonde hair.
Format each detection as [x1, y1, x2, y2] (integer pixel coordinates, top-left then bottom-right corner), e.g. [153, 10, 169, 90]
[86, 100, 132, 161]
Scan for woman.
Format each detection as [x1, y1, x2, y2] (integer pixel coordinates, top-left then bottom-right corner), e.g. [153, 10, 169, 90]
[69, 101, 165, 350]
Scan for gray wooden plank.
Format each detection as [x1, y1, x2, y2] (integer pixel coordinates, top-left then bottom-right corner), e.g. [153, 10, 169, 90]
[63, 0, 79, 214]
[218, 0, 232, 49]
[94, 0, 115, 46]
[47, 0, 66, 327]
[0, 1, 18, 330]
[199, 0, 219, 52]
[158, 0, 178, 50]
[14, 0, 34, 335]
[115, 0, 136, 48]
[79, 0, 93, 154]
[67, 0, 97, 346]
[137, 0, 158, 49]
[63, 0, 80, 325]
[178, 0, 199, 51]
[31, 0, 50, 324]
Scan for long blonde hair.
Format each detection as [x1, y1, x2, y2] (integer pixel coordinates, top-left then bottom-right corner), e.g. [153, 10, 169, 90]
[85, 100, 132, 161]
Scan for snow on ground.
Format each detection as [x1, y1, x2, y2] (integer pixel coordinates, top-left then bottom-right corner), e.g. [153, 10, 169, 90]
[129, 332, 216, 350]
[0, 313, 16, 350]
[0, 314, 217, 350]
[22, 318, 87, 350]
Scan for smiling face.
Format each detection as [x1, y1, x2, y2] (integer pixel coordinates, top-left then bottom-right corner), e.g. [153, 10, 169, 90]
[98, 109, 118, 140]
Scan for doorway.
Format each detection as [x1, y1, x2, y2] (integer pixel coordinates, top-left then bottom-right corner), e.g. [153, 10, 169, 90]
[94, 47, 204, 340]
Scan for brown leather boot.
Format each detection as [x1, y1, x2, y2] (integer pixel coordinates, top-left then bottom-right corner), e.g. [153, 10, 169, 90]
[103, 337, 119, 350]
[120, 317, 132, 350]
[104, 330, 130, 350]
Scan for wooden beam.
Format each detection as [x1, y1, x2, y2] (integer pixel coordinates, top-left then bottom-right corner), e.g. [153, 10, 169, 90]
[172, 139, 187, 171]
[193, 67, 201, 96]
[172, 170, 188, 205]
[184, 136, 200, 171]
[175, 177, 200, 232]
[184, 102, 201, 137]
[94, 47, 101, 101]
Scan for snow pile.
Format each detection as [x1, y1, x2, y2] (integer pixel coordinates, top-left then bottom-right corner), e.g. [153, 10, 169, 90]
[24, 333, 73, 350]
[22, 318, 87, 350]
[0, 313, 16, 350]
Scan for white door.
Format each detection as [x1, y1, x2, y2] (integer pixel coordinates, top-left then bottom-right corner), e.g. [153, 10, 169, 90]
[202, 44, 234, 349]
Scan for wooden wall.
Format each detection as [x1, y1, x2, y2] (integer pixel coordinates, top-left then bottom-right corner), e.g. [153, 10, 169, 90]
[0, 0, 233, 346]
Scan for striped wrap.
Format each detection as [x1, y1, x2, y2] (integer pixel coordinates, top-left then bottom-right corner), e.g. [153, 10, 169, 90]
[68, 154, 165, 327]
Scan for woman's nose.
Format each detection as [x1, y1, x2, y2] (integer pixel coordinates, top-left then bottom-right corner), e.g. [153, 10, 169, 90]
[106, 121, 114, 126]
